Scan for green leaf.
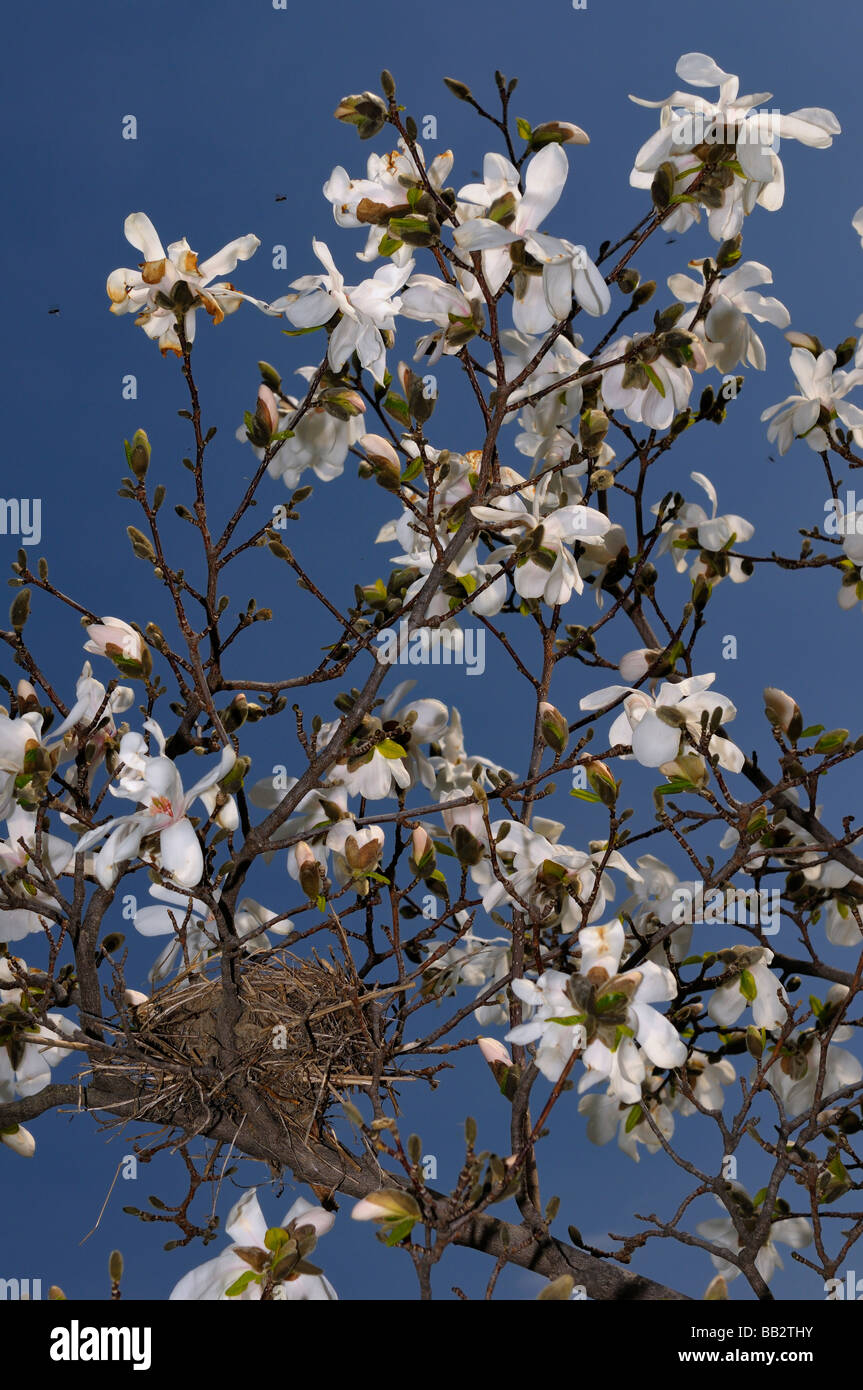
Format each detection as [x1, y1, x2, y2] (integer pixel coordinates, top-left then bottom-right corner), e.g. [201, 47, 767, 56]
[383, 1216, 416, 1247]
[654, 778, 696, 797]
[624, 1104, 643, 1134]
[814, 729, 848, 753]
[800, 724, 824, 738]
[377, 738, 407, 758]
[595, 991, 627, 1014]
[570, 788, 602, 803]
[516, 117, 532, 140]
[281, 324, 324, 338]
[224, 1270, 260, 1297]
[739, 969, 757, 1003]
[383, 392, 411, 425]
[378, 235, 404, 257]
[264, 1226, 290, 1254]
[643, 363, 666, 398]
[401, 455, 423, 484]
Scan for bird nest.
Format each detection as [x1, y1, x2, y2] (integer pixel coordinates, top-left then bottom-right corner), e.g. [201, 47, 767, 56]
[117, 951, 398, 1133]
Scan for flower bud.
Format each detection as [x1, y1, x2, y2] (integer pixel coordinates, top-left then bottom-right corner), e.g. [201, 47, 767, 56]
[333, 92, 388, 141]
[580, 409, 609, 454]
[222, 692, 249, 733]
[529, 121, 590, 150]
[650, 162, 676, 211]
[478, 1037, 511, 1068]
[410, 826, 436, 877]
[127, 429, 151, 482]
[617, 268, 640, 295]
[704, 1274, 729, 1300]
[258, 361, 282, 392]
[15, 681, 40, 715]
[319, 386, 366, 420]
[0, 1124, 35, 1157]
[539, 701, 569, 756]
[296, 842, 325, 901]
[10, 589, 30, 634]
[360, 433, 401, 491]
[256, 384, 280, 437]
[618, 648, 662, 683]
[478, 1036, 520, 1099]
[443, 77, 473, 102]
[351, 1189, 421, 1223]
[659, 752, 708, 788]
[585, 758, 618, 806]
[763, 687, 802, 741]
[784, 330, 823, 356]
[451, 824, 485, 867]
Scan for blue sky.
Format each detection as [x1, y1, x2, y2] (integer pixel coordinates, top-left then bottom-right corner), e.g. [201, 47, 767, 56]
[3, 0, 863, 1301]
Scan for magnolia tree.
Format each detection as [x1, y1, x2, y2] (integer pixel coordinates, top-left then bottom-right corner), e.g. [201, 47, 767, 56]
[4, 51, 863, 1303]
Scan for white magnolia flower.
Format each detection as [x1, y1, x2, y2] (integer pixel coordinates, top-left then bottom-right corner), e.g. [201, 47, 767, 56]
[454, 145, 610, 328]
[766, 987, 861, 1115]
[580, 673, 745, 772]
[319, 680, 448, 800]
[0, 1124, 36, 1157]
[324, 141, 453, 264]
[273, 240, 413, 386]
[170, 1189, 337, 1301]
[107, 213, 265, 356]
[0, 962, 74, 1101]
[599, 334, 697, 430]
[476, 821, 637, 932]
[669, 1051, 736, 1116]
[400, 271, 484, 361]
[378, 506, 508, 620]
[630, 53, 839, 240]
[0, 710, 47, 822]
[768, 1035, 862, 1117]
[668, 261, 790, 372]
[653, 471, 754, 584]
[75, 721, 236, 889]
[697, 1186, 811, 1284]
[823, 897, 863, 945]
[472, 472, 612, 607]
[0, 807, 73, 942]
[423, 929, 511, 1024]
[238, 367, 367, 488]
[508, 919, 686, 1095]
[52, 662, 135, 768]
[707, 946, 786, 1030]
[427, 707, 511, 796]
[578, 1083, 675, 1162]
[761, 348, 863, 454]
[495, 329, 589, 412]
[134, 885, 284, 984]
[84, 617, 146, 671]
[506, 968, 589, 1082]
[617, 854, 695, 962]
